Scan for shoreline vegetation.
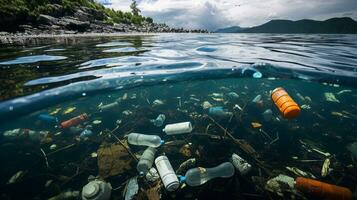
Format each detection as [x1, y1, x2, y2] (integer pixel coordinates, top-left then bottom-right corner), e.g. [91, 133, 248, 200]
[0, 0, 207, 43]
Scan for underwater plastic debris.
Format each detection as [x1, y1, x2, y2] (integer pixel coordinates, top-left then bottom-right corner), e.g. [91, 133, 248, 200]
[233, 104, 243, 111]
[265, 174, 295, 197]
[82, 179, 112, 200]
[146, 168, 160, 182]
[227, 92, 239, 100]
[202, 101, 213, 110]
[49, 108, 61, 115]
[301, 104, 311, 110]
[49, 190, 80, 200]
[208, 106, 233, 118]
[251, 122, 262, 129]
[163, 122, 193, 135]
[324, 92, 340, 103]
[62, 107, 76, 115]
[230, 153, 251, 175]
[124, 177, 139, 200]
[252, 94, 262, 103]
[37, 114, 58, 124]
[262, 109, 273, 122]
[183, 162, 235, 187]
[337, 89, 352, 95]
[176, 158, 196, 175]
[152, 99, 164, 107]
[7, 170, 26, 185]
[321, 158, 331, 177]
[91, 152, 98, 158]
[50, 144, 57, 150]
[128, 133, 163, 147]
[59, 113, 88, 129]
[99, 101, 119, 111]
[92, 120, 102, 125]
[295, 177, 353, 200]
[210, 93, 224, 98]
[80, 129, 93, 138]
[155, 156, 180, 192]
[241, 67, 262, 79]
[150, 114, 166, 127]
[271, 87, 301, 119]
[286, 166, 316, 179]
[122, 110, 133, 116]
[137, 147, 156, 175]
[312, 148, 331, 157]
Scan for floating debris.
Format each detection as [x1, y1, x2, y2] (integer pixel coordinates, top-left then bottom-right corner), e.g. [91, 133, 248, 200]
[337, 89, 352, 95]
[202, 101, 213, 109]
[251, 122, 262, 129]
[265, 174, 295, 197]
[152, 99, 164, 106]
[92, 120, 102, 125]
[321, 158, 330, 177]
[124, 177, 138, 200]
[324, 92, 340, 103]
[50, 144, 57, 150]
[7, 170, 26, 185]
[62, 107, 76, 114]
[49, 108, 61, 115]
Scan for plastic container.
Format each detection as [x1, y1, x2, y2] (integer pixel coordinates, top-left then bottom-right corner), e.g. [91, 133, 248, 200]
[60, 113, 88, 129]
[163, 122, 192, 135]
[262, 109, 273, 122]
[81, 179, 112, 200]
[208, 107, 233, 118]
[127, 133, 163, 147]
[38, 114, 58, 124]
[230, 153, 251, 175]
[151, 114, 166, 127]
[137, 147, 157, 175]
[184, 162, 235, 187]
[80, 129, 93, 138]
[295, 177, 352, 200]
[271, 87, 301, 119]
[155, 156, 180, 191]
[99, 101, 119, 111]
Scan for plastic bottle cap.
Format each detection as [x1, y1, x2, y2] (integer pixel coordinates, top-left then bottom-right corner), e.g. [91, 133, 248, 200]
[83, 183, 100, 198]
[178, 175, 186, 183]
[160, 140, 165, 145]
[139, 171, 145, 176]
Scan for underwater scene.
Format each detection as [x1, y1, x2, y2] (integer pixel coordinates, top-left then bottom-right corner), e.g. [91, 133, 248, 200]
[0, 34, 357, 200]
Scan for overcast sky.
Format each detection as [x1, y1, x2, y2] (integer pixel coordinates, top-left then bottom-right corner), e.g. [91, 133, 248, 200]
[99, 0, 357, 31]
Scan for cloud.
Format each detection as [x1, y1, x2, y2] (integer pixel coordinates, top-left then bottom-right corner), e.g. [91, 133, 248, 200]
[105, 0, 357, 30]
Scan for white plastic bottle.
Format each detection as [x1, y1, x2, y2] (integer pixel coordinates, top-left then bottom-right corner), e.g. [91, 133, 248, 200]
[155, 156, 180, 191]
[127, 133, 163, 147]
[137, 147, 157, 175]
[163, 122, 193, 135]
[184, 162, 235, 187]
[81, 179, 112, 200]
[99, 101, 119, 111]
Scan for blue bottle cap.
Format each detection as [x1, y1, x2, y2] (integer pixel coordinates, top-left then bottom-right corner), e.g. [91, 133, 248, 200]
[160, 140, 165, 145]
[178, 175, 186, 183]
[139, 171, 144, 176]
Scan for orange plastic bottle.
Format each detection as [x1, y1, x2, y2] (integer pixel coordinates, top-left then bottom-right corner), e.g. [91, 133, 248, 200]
[60, 113, 88, 129]
[295, 177, 353, 200]
[271, 87, 301, 119]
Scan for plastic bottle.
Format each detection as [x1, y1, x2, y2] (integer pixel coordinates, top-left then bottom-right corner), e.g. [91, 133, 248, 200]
[163, 122, 193, 135]
[208, 107, 233, 118]
[137, 147, 157, 175]
[271, 87, 301, 119]
[99, 101, 119, 111]
[155, 156, 180, 191]
[60, 113, 88, 129]
[127, 133, 163, 147]
[242, 67, 262, 79]
[38, 114, 58, 124]
[262, 109, 273, 122]
[150, 114, 166, 127]
[183, 162, 235, 187]
[295, 177, 352, 200]
[81, 179, 112, 200]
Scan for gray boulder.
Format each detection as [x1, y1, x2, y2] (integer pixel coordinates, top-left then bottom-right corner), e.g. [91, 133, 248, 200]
[37, 14, 58, 25]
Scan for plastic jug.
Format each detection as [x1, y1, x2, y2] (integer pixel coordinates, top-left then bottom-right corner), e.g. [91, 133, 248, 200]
[271, 87, 301, 119]
[155, 156, 180, 191]
[127, 133, 163, 147]
[163, 122, 192, 135]
[81, 179, 112, 200]
[137, 147, 156, 175]
[183, 162, 235, 187]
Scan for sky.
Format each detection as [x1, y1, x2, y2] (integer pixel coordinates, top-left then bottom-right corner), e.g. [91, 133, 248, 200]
[97, 0, 357, 31]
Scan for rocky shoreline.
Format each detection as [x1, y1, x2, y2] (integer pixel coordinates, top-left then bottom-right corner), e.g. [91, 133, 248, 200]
[0, 5, 207, 44]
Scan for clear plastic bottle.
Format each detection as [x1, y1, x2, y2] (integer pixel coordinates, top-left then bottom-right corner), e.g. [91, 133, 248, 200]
[150, 114, 166, 127]
[127, 133, 163, 147]
[137, 147, 157, 175]
[184, 162, 235, 187]
[163, 122, 193, 135]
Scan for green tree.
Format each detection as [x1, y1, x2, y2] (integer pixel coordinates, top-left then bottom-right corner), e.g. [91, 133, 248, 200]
[130, 0, 140, 16]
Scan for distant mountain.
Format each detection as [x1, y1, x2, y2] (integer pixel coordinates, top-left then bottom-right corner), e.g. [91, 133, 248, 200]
[216, 17, 357, 34]
[215, 26, 246, 33]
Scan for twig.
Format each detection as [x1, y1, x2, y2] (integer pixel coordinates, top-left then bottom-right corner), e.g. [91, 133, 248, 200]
[110, 126, 138, 162]
[40, 148, 50, 169]
[47, 143, 76, 156]
[269, 132, 279, 145]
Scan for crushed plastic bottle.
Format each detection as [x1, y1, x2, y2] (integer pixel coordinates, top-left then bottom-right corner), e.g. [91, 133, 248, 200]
[124, 177, 138, 200]
[163, 122, 193, 135]
[230, 153, 252, 175]
[183, 162, 235, 187]
[137, 147, 156, 175]
[150, 114, 166, 127]
[127, 133, 163, 147]
[208, 106, 233, 118]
